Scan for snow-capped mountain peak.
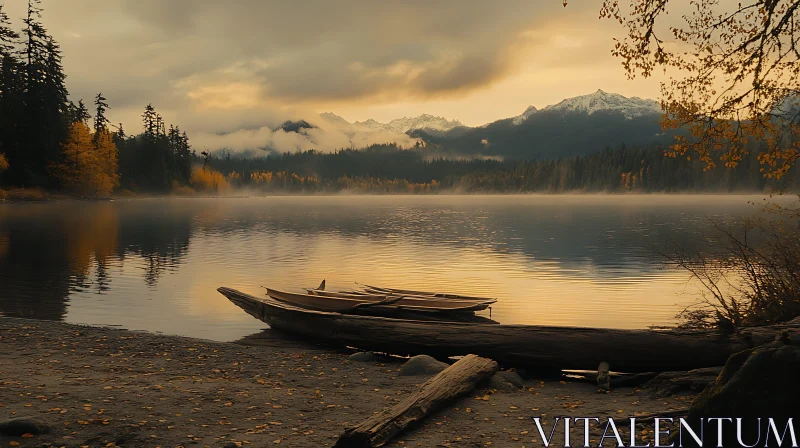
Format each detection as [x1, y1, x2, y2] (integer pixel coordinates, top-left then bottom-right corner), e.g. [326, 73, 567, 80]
[512, 106, 538, 125]
[385, 114, 464, 133]
[322, 113, 463, 134]
[319, 112, 349, 125]
[542, 89, 661, 119]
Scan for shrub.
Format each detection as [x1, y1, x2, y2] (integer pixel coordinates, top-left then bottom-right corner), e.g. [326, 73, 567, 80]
[666, 210, 800, 329]
[189, 166, 229, 193]
[0, 153, 8, 175]
[171, 181, 196, 196]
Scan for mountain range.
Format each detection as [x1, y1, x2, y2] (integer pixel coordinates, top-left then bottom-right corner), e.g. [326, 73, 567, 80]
[268, 90, 673, 160]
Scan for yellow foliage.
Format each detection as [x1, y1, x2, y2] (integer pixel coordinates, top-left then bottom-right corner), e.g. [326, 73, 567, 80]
[64, 203, 119, 277]
[190, 166, 229, 192]
[54, 122, 120, 197]
[171, 181, 196, 196]
[0, 152, 8, 174]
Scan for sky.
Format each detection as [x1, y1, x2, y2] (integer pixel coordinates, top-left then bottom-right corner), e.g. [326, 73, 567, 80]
[2, 0, 668, 151]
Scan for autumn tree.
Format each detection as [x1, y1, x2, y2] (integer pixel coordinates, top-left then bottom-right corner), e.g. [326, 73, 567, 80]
[0, 152, 8, 178]
[189, 165, 229, 193]
[571, 0, 800, 180]
[54, 122, 118, 196]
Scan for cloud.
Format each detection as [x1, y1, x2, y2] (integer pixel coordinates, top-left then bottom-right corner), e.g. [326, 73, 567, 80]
[192, 114, 421, 154]
[0, 0, 667, 149]
[3, 1, 566, 106]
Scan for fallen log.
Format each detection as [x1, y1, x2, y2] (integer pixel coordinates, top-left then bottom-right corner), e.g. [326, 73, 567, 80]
[564, 371, 660, 388]
[334, 354, 498, 448]
[219, 288, 800, 372]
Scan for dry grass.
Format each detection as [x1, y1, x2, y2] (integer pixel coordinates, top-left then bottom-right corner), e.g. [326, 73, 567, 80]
[0, 187, 50, 202]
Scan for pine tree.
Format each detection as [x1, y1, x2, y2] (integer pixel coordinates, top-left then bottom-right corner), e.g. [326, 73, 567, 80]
[93, 92, 109, 135]
[115, 123, 125, 140]
[175, 128, 192, 183]
[67, 99, 90, 125]
[18, 0, 69, 186]
[142, 104, 157, 139]
[0, 5, 18, 57]
[0, 5, 22, 185]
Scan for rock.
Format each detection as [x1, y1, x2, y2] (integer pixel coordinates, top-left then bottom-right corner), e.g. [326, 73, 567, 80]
[221, 442, 239, 448]
[683, 340, 800, 447]
[347, 352, 377, 362]
[496, 370, 524, 388]
[514, 368, 529, 379]
[485, 370, 524, 391]
[0, 417, 51, 436]
[398, 355, 449, 376]
[643, 367, 721, 397]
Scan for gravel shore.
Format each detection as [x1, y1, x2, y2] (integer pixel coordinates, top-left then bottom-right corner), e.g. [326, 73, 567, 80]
[0, 318, 692, 447]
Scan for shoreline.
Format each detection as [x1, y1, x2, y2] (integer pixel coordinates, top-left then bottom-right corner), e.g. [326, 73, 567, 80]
[0, 318, 692, 447]
[1, 188, 796, 204]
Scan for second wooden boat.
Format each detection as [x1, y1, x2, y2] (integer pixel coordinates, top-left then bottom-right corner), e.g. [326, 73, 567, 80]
[266, 288, 494, 313]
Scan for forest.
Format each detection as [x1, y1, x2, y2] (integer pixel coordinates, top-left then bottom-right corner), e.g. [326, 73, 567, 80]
[0, 1, 192, 197]
[205, 143, 798, 194]
[0, 1, 797, 198]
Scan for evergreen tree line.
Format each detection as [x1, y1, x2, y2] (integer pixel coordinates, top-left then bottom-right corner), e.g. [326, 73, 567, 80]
[0, 1, 193, 194]
[207, 143, 798, 193]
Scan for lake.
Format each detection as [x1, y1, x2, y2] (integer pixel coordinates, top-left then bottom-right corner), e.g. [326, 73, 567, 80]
[0, 195, 783, 342]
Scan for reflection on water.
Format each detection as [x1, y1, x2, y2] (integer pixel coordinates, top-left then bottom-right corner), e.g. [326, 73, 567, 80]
[0, 195, 784, 341]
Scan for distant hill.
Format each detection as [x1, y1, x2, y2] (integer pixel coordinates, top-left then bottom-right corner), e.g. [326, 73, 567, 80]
[412, 108, 673, 160]
[360, 90, 673, 160]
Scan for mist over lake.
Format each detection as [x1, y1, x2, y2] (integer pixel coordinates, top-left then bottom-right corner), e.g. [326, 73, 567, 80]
[0, 194, 787, 341]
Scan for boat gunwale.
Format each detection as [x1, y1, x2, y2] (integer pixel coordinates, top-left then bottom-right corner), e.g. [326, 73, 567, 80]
[360, 284, 498, 303]
[306, 289, 496, 306]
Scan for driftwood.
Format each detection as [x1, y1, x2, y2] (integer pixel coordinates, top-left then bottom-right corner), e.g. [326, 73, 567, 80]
[564, 370, 661, 388]
[565, 366, 721, 395]
[220, 288, 800, 373]
[335, 354, 498, 448]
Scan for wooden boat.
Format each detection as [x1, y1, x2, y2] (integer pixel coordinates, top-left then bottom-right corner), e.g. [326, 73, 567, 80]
[359, 283, 498, 303]
[219, 287, 800, 372]
[267, 288, 494, 313]
[307, 288, 494, 307]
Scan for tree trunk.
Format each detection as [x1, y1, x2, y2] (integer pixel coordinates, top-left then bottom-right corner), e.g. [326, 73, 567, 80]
[334, 354, 498, 448]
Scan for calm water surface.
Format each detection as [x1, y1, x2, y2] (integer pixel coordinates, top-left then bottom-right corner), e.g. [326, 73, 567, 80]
[0, 195, 782, 341]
